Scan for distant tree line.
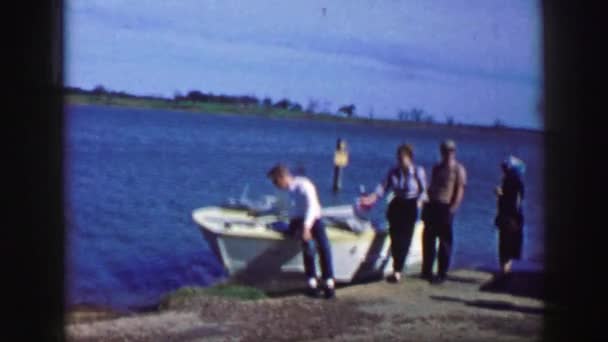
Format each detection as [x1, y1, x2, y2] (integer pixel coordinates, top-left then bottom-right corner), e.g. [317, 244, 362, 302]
[174, 90, 259, 107]
[396, 107, 436, 124]
[66, 85, 171, 102]
[65, 85, 362, 117]
[67, 85, 515, 129]
[395, 107, 474, 127]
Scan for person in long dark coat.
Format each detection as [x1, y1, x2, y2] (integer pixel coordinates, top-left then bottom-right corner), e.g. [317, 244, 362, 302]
[494, 156, 526, 276]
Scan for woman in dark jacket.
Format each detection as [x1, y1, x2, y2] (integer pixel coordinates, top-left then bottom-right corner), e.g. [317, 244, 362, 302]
[494, 156, 525, 276]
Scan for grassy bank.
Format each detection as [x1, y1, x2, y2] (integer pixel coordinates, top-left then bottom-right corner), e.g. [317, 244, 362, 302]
[66, 283, 267, 325]
[67, 93, 332, 119]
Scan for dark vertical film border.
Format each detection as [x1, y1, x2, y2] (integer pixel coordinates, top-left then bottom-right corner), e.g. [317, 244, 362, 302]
[7, 1, 65, 340]
[542, 1, 600, 341]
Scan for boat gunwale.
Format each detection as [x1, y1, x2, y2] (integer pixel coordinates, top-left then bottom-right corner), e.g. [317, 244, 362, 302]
[192, 206, 391, 242]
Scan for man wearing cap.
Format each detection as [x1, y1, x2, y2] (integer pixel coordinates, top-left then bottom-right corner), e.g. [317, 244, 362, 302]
[420, 139, 467, 284]
[267, 164, 335, 299]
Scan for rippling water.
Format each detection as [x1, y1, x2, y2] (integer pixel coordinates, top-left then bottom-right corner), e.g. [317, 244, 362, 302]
[65, 104, 544, 310]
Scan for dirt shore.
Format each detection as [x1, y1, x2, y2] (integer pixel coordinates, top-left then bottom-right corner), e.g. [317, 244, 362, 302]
[65, 268, 554, 341]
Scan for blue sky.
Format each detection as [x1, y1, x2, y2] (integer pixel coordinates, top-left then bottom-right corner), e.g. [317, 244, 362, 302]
[66, 0, 543, 129]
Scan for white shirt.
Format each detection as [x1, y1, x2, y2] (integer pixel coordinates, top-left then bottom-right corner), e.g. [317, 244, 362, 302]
[287, 176, 322, 229]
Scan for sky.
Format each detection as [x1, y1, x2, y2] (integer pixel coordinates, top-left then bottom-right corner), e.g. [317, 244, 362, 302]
[65, 0, 543, 129]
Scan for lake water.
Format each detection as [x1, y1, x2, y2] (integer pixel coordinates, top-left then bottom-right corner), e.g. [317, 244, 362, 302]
[65, 104, 545, 311]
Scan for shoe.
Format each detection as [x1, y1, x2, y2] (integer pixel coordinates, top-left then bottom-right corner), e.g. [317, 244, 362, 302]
[493, 271, 510, 282]
[386, 272, 401, 283]
[306, 286, 323, 298]
[495, 270, 506, 278]
[432, 274, 447, 285]
[420, 272, 433, 281]
[323, 287, 336, 299]
[322, 278, 336, 299]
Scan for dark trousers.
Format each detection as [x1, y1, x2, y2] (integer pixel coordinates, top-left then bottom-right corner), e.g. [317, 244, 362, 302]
[386, 197, 418, 273]
[421, 202, 454, 277]
[289, 218, 334, 280]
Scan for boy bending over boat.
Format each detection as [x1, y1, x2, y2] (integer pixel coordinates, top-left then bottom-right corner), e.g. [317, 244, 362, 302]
[267, 164, 336, 299]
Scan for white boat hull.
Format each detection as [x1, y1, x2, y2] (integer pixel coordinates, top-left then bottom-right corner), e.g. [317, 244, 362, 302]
[193, 206, 423, 290]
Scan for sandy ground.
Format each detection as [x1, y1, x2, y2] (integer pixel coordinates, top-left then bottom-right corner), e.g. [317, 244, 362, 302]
[65, 269, 554, 341]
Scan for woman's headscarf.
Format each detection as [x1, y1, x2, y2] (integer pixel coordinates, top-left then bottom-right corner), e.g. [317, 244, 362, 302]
[502, 155, 526, 177]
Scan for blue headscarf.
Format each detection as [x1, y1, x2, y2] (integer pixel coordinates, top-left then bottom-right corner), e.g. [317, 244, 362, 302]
[502, 155, 526, 177]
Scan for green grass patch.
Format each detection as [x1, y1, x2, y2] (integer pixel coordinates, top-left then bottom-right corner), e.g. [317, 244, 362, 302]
[197, 283, 267, 300]
[159, 284, 267, 310]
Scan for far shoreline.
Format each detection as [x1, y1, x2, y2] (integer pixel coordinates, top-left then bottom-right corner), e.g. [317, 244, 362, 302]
[64, 92, 543, 137]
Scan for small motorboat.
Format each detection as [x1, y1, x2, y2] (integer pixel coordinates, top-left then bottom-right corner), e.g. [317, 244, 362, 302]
[192, 202, 423, 291]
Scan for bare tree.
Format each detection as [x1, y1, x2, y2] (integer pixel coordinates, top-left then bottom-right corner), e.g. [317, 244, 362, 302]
[410, 107, 424, 122]
[173, 90, 183, 101]
[306, 99, 318, 113]
[320, 100, 332, 114]
[446, 115, 455, 126]
[494, 118, 506, 128]
[397, 109, 408, 121]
